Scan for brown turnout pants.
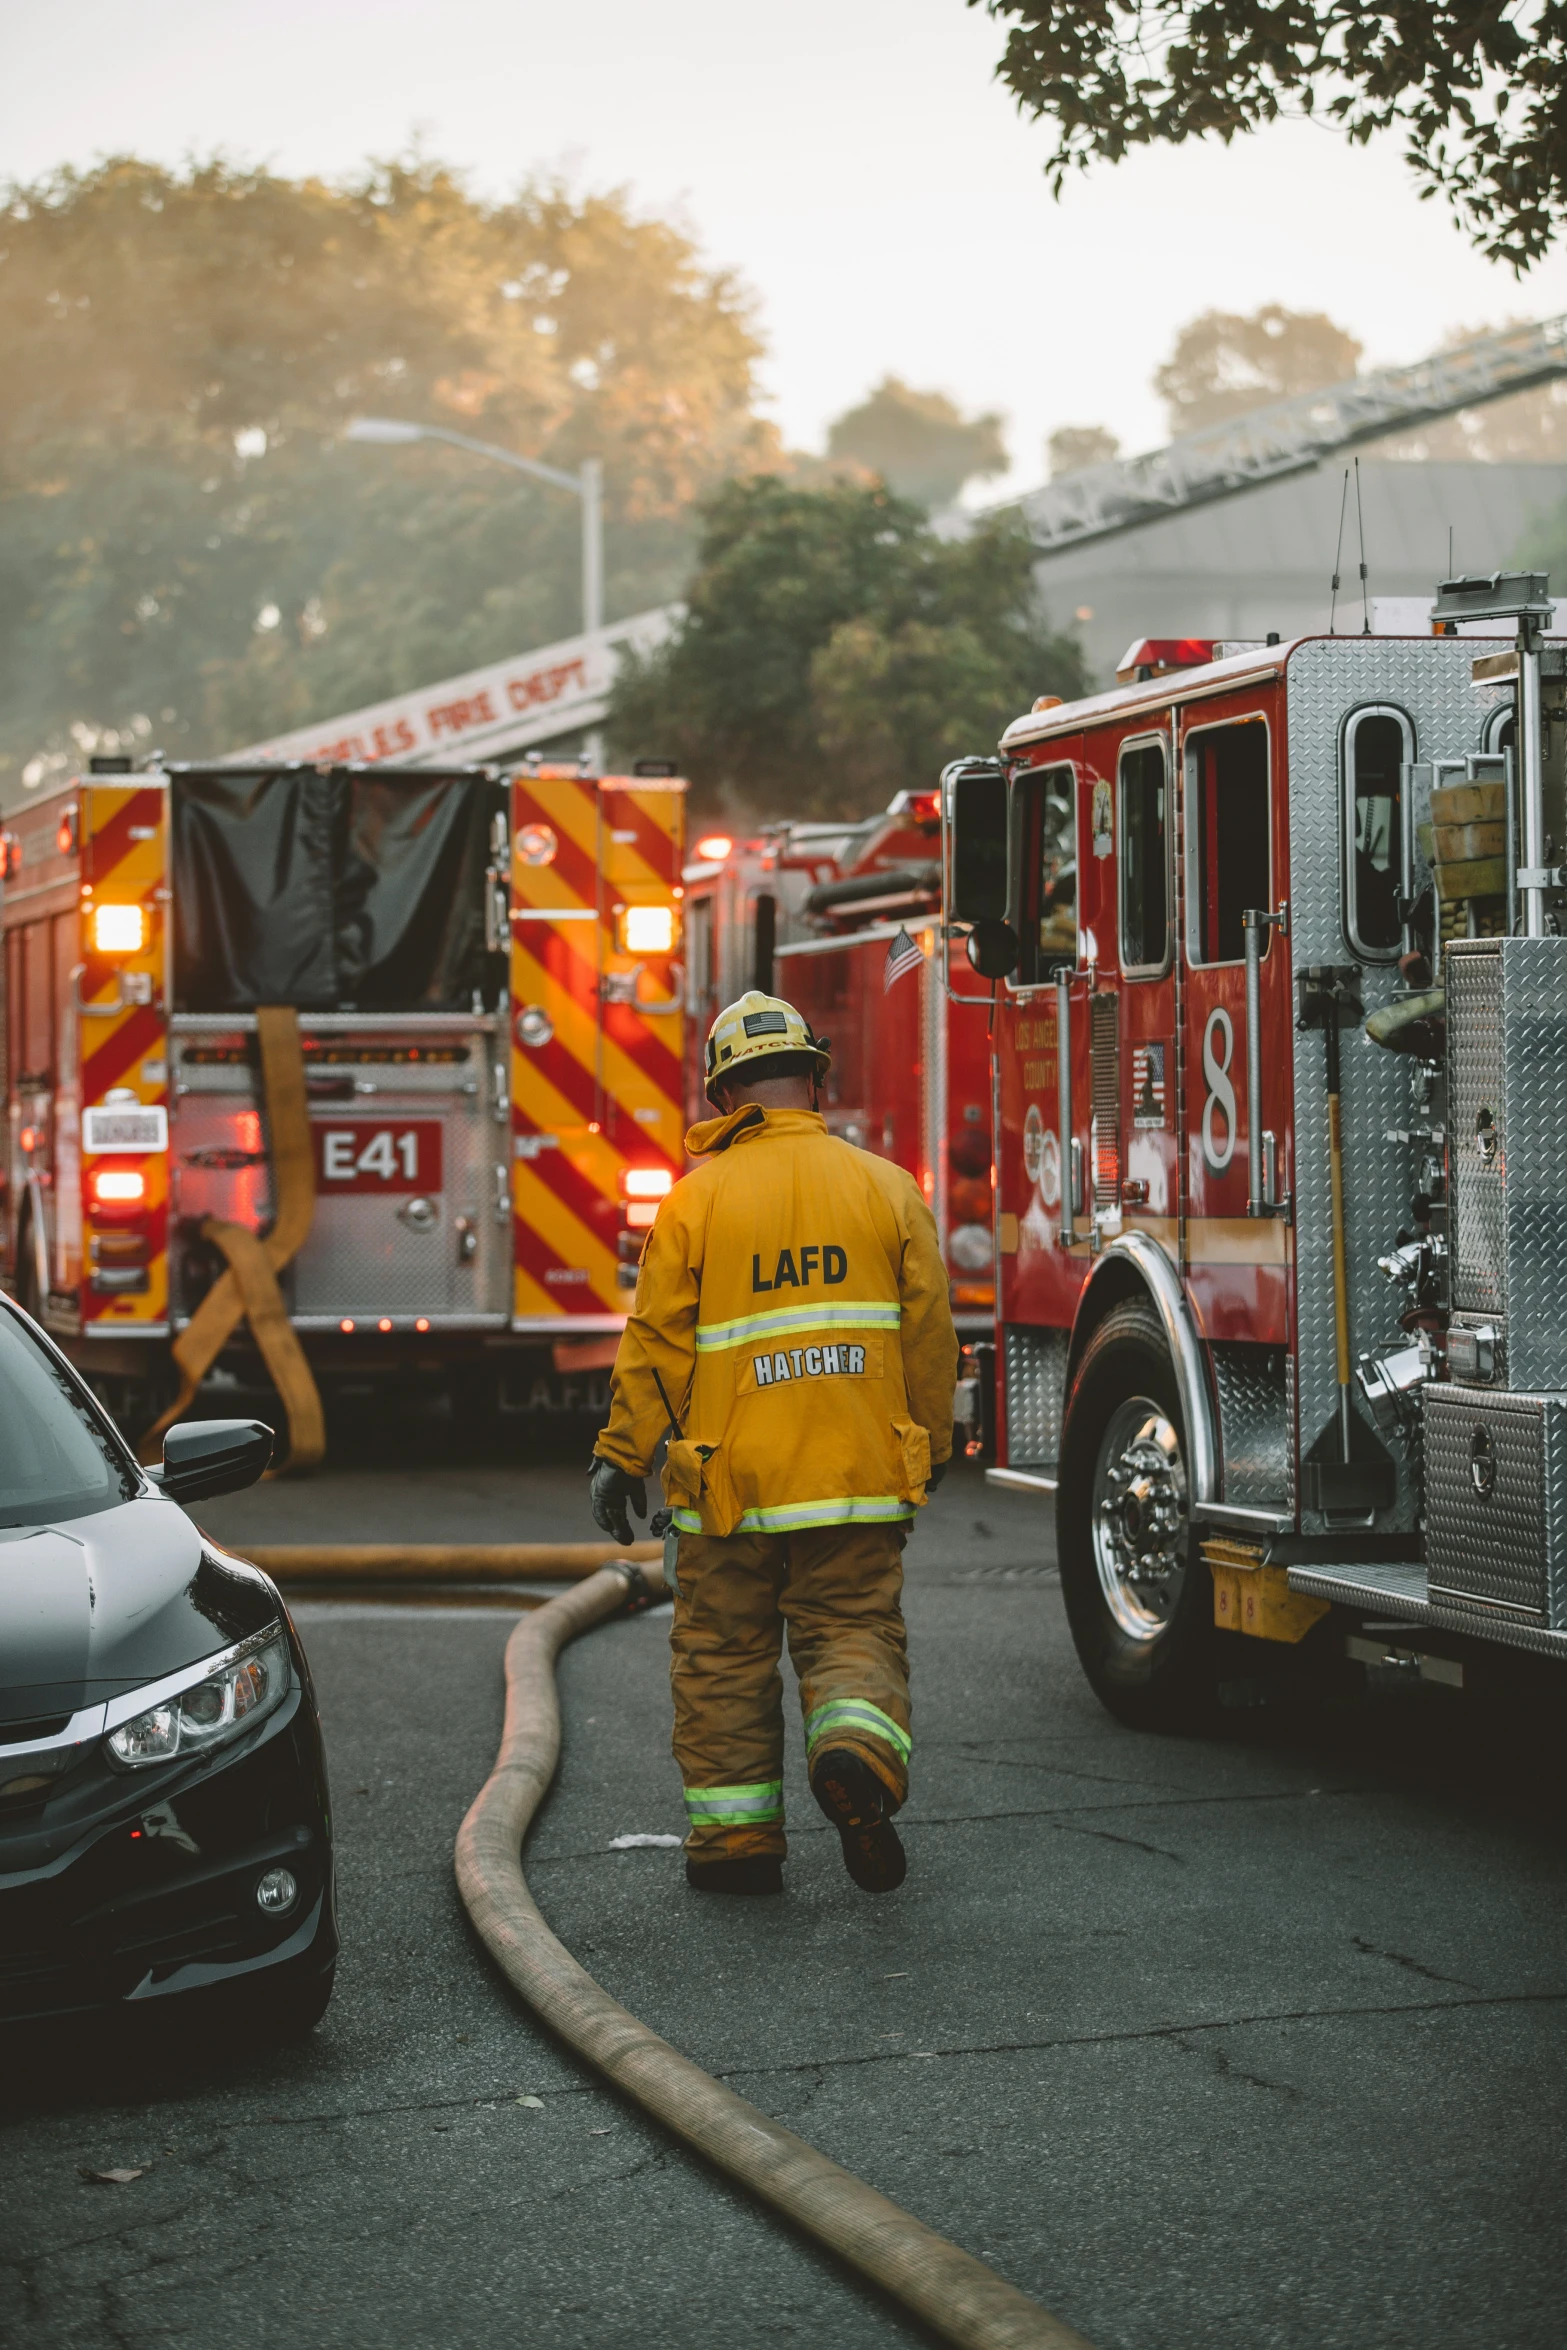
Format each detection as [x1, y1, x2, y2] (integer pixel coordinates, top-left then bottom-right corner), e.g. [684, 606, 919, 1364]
[671, 1522, 911, 1862]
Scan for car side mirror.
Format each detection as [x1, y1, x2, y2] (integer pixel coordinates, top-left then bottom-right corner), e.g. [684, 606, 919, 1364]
[152, 1419, 274, 1504]
[943, 757, 1010, 924]
[965, 920, 1020, 981]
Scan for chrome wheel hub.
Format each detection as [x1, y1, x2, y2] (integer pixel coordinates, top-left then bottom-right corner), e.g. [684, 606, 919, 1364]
[1091, 1399, 1188, 1642]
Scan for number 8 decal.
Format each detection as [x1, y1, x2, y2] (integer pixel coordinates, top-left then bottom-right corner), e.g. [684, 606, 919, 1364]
[1201, 1007, 1237, 1173]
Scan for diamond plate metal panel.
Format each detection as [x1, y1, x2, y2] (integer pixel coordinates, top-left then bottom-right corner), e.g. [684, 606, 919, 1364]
[1004, 1323, 1068, 1466]
[1446, 941, 1506, 1319]
[1423, 1384, 1567, 1621]
[1285, 1553, 1567, 1658]
[1285, 1558, 1430, 1616]
[1211, 1342, 1289, 1510]
[1446, 936, 1567, 1390]
[1286, 640, 1487, 1533]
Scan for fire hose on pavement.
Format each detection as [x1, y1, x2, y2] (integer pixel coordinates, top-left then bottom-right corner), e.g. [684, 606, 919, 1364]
[454, 1558, 1094, 2350]
[141, 1004, 325, 1472]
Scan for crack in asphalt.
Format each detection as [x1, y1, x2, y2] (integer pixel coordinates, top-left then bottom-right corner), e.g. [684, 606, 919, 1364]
[1349, 1935, 1482, 1993]
[708, 1987, 1567, 2084]
[528, 1779, 1383, 1868]
[1168, 2037, 1305, 2102]
[1049, 1820, 1186, 1861]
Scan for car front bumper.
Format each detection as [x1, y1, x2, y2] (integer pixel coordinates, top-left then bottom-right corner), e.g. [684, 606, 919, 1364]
[0, 1674, 336, 2024]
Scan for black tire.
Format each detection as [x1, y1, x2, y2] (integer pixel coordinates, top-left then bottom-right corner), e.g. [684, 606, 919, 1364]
[1056, 1299, 1218, 1731]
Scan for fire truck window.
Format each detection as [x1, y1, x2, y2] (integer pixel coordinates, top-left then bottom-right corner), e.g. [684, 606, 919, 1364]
[1017, 764, 1076, 984]
[685, 896, 714, 1018]
[752, 894, 776, 994]
[23, 921, 52, 1082]
[1190, 723, 1269, 965]
[1118, 741, 1168, 973]
[1344, 709, 1410, 959]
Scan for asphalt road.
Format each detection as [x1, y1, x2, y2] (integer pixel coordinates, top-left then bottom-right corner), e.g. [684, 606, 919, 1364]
[4, 1406, 1566, 2350]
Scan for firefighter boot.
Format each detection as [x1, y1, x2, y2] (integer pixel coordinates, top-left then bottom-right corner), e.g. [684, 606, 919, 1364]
[810, 1749, 907, 1894]
[685, 1855, 784, 1896]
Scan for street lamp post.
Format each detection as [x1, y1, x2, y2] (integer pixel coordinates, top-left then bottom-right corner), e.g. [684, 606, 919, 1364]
[345, 417, 605, 640]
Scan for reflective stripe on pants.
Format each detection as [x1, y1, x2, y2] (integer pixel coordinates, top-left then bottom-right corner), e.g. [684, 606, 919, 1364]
[670, 1521, 911, 1862]
[682, 1781, 785, 1827]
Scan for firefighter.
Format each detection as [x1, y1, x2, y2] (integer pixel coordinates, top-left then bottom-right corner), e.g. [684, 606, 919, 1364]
[589, 990, 958, 1898]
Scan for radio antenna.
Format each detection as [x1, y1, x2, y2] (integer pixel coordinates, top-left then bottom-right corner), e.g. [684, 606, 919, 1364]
[1355, 456, 1371, 634]
[1329, 467, 1350, 635]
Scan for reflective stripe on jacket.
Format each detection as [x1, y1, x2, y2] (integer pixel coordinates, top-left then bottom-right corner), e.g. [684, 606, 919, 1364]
[595, 1105, 958, 1536]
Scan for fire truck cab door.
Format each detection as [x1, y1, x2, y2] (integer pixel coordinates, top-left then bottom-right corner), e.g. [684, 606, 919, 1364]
[1177, 703, 1288, 1340]
[1101, 715, 1178, 1246]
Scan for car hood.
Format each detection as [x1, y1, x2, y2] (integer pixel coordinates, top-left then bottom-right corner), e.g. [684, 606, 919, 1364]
[0, 1494, 280, 1722]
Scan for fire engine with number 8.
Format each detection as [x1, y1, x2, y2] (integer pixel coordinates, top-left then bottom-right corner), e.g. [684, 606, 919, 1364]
[943, 578, 1567, 1721]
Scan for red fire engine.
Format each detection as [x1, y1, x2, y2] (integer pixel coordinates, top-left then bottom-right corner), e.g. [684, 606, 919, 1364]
[0, 756, 684, 1451]
[943, 581, 1567, 1720]
[680, 792, 996, 1426]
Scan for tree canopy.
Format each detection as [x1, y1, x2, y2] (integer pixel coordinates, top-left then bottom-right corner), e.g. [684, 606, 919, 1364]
[1047, 424, 1122, 478]
[1155, 306, 1364, 433]
[0, 155, 777, 802]
[825, 377, 1009, 510]
[606, 474, 1085, 818]
[1052, 301, 1567, 467]
[973, 1, 1567, 269]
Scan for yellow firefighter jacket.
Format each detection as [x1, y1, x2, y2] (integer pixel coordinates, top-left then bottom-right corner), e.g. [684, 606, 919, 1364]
[596, 1106, 959, 1536]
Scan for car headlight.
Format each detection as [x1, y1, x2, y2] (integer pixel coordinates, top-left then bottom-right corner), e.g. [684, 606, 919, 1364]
[105, 1629, 290, 1770]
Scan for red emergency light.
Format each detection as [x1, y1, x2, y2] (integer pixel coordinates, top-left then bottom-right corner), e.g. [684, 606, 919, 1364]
[88, 1170, 146, 1212]
[1115, 638, 1218, 685]
[694, 834, 734, 863]
[887, 792, 940, 826]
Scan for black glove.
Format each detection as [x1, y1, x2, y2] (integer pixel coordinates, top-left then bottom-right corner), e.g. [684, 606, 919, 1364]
[589, 1455, 648, 1545]
[926, 1458, 949, 1493]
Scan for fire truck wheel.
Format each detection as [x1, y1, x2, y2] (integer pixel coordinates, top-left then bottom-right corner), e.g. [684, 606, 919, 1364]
[1057, 1299, 1217, 1730]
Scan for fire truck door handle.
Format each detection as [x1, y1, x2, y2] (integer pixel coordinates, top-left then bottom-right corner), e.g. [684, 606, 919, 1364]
[485, 868, 508, 955]
[1055, 968, 1075, 1246]
[73, 968, 154, 1017]
[600, 964, 682, 1014]
[1242, 906, 1287, 1217]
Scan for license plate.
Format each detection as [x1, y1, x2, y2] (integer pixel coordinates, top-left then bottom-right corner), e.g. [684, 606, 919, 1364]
[312, 1119, 444, 1193]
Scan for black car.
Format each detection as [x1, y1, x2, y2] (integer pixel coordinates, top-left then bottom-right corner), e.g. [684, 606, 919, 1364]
[0, 1296, 336, 2032]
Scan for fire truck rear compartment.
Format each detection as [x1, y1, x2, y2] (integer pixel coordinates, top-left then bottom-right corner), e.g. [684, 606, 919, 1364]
[170, 1021, 511, 1331]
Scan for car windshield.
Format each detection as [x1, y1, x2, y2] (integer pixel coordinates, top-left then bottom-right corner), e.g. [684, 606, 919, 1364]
[0, 1310, 140, 1528]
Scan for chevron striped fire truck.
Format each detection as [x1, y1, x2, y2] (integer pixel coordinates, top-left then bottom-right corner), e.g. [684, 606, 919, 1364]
[0, 756, 685, 1442]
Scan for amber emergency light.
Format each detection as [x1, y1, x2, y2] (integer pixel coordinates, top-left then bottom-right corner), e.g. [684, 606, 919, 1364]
[621, 903, 676, 956]
[622, 1165, 673, 1230]
[92, 902, 147, 954]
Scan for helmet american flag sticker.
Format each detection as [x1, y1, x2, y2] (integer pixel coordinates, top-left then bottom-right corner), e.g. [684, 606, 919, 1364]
[883, 927, 926, 993]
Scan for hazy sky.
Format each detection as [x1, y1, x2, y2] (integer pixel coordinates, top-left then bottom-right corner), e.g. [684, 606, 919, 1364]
[7, 0, 1566, 498]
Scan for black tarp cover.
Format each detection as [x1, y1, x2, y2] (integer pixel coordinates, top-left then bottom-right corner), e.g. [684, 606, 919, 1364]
[173, 768, 499, 1013]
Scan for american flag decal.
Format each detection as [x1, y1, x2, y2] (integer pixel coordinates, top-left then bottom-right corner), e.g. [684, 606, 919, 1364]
[884, 927, 925, 993]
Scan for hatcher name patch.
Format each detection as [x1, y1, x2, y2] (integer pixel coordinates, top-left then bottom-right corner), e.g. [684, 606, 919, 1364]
[740, 1338, 883, 1394]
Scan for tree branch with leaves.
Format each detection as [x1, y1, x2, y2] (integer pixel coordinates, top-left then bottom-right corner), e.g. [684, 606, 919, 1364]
[973, 1, 1567, 268]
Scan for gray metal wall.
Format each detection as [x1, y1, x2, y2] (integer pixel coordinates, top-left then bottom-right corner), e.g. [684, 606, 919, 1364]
[1036, 461, 1567, 686]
